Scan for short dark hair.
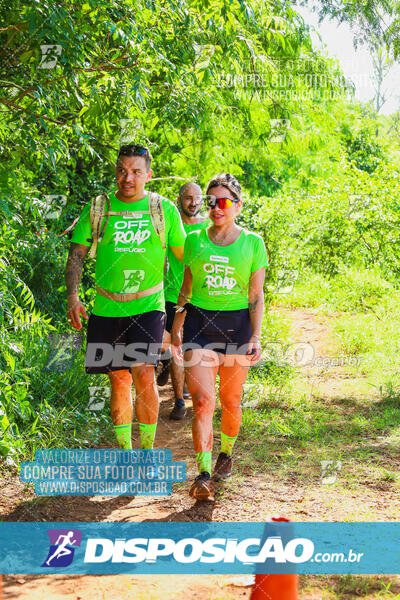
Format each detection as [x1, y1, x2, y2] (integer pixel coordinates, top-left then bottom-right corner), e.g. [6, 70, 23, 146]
[206, 173, 242, 201]
[117, 144, 152, 170]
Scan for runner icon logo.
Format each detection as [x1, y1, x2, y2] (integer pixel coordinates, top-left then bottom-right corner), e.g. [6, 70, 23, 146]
[41, 529, 82, 568]
[88, 386, 110, 411]
[120, 269, 145, 293]
[39, 44, 62, 69]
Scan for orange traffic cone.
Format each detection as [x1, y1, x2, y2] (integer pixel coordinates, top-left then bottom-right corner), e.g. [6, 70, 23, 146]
[250, 517, 299, 600]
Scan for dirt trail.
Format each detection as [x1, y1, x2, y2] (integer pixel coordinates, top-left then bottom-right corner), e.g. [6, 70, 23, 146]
[278, 307, 362, 396]
[2, 307, 400, 599]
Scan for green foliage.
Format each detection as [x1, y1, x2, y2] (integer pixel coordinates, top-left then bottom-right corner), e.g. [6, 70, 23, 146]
[1, 0, 400, 463]
[255, 159, 400, 284]
[283, 267, 395, 312]
[0, 0, 347, 461]
[344, 126, 386, 173]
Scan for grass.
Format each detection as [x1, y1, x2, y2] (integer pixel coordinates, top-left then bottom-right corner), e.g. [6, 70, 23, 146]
[300, 574, 400, 598]
[275, 266, 400, 386]
[235, 373, 400, 491]
[0, 328, 115, 466]
[214, 267, 400, 500]
[216, 270, 400, 592]
[278, 266, 396, 314]
[3, 268, 400, 597]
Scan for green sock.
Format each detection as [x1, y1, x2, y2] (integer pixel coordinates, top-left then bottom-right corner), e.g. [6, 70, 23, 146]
[138, 422, 157, 449]
[113, 424, 132, 449]
[221, 432, 237, 456]
[195, 451, 212, 474]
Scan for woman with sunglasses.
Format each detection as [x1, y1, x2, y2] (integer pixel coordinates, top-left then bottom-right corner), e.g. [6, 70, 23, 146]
[171, 173, 268, 501]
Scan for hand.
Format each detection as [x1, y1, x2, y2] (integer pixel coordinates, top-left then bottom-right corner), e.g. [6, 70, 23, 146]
[171, 327, 183, 362]
[246, 335, 262, 362]
[67, 295, 88, 330]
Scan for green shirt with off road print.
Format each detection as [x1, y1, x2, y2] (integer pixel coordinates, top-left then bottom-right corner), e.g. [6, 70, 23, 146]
[183, 227, 268, 311]
[71, 191, 186, 317]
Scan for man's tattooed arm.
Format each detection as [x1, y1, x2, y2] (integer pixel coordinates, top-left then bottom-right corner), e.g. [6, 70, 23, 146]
[66, 242, 90, 298]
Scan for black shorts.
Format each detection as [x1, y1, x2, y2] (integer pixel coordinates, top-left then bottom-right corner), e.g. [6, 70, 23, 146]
[165, 300, 176, 333]
[182, 304, 252, 355]
[85, 311, 166, 374]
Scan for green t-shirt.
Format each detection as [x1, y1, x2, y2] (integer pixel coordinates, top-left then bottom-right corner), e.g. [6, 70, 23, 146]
[164, 218, 209, 304]
[71, 191, 186, 317]
[183, 227, 268, 310]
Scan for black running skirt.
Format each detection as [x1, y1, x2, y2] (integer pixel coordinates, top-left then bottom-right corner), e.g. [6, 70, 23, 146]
[182, 304, 253, 355]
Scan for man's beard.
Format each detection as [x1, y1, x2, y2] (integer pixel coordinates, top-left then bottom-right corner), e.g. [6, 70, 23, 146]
[181, 204, 201, 218]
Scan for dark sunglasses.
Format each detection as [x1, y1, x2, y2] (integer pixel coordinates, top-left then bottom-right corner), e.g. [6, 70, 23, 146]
[118, 144, 149, 157]
[206, 195, 239, 210]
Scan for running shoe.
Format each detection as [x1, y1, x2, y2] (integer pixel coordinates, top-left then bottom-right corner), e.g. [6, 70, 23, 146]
[213, 452, 232, 480]
[169, 398, 186, 420]
[156, 358, 170, 386]
[189, 471, 214, 501]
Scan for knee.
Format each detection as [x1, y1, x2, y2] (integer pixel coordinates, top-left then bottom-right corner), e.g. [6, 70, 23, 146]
[132, 365, 155, 388]
[220, 392, 242, 412]
[193, 392, 214, 416]
[108, 369, 132, 391]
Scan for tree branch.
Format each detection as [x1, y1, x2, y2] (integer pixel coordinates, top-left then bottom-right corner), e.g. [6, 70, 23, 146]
[0, 97, 64, 123]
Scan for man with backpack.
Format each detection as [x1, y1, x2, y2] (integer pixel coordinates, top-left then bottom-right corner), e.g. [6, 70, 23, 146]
[65, 144, 186, 451]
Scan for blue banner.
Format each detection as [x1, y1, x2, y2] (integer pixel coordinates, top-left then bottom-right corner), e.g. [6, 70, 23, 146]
[0, 522, 399, 574]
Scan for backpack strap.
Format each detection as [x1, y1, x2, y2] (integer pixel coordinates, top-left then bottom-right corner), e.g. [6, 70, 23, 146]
[88, 193, 110, 259]
[148, 191, 166, 252]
